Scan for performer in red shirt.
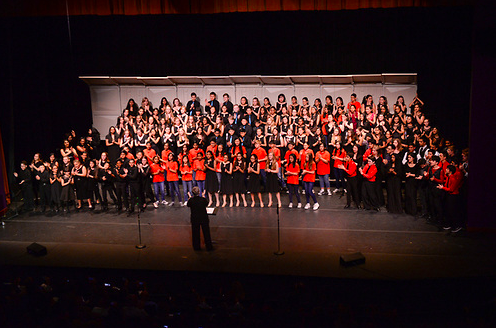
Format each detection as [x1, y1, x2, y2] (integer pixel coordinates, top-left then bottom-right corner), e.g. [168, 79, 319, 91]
[150, 155, 166, 208]
[347, 93, 362, 113]
[193, 152, 206, 197]
[180, 155, 194, 206]
[315, 143, 331, 195]
[301, 153, 319, 210]
[285, 153, 302, 208]
[252, 140, 267, 187]
[189, 142, 204, 186]
[165, 152, 182, 206]
[339, 155, 360, 209]
[143, 142, 157, 165]
[359, 156, 379, 211]
[437, 165, 464, 233]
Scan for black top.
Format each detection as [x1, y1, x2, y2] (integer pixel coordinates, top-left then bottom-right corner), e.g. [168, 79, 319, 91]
[186, 100, 201, 115]
[17, 168, 32, 185]
[127, 166, 139, 183]
[222, 100, 234, 114]
[187, 196, 209, 222]
[205, 99, 220, 114]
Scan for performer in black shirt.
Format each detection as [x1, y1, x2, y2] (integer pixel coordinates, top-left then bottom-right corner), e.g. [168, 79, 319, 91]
[113, 159, 129, 213]
[204, 92, 220, 114]
[13, 161, 34, 211]
[35, 164, 51, 212]
[186, 92, 201, 116]
[187, 186, 213, 251]
[127, 159, 142, 214]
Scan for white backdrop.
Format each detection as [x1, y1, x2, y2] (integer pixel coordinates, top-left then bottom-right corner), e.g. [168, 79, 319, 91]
[90, 83, 417, 138]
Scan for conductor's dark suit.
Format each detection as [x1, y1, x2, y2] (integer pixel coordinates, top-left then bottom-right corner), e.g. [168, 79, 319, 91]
[187, 196, 213, 251]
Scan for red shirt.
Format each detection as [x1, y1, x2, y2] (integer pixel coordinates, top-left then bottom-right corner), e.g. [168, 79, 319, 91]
[268, 147, 281, 167]
[150, 163, 165, 183]
[284, 149, 299, 165]
[299, 149, 314, 166]
[362, 148, 372, 162]
[286, 163, 300, 185]
[362, 164, 377, 182]
[231, 146, 246, 158]
[321, 114, 330, 134]
[302, 162, 316, 182]
[193, 159, 206, 181]
[143, 148, 156, 164]
[431, 166, 445, 184]
[348, 101, 361, 111]
[252, 147, 267, 170]
[161, 149, 172, 162]
[343, 160, 357, 177]
[316, 150, 331, 175]
[177, 152, 193, 165]
[180, 164, 193, 181]
[165, 161, 179, 181]
[332, 148, 346, 168]
[206, 144, 218, 155]
[441, 171, 463, 195]
[215, 154, 223, 172]
[189, 148, 204, 164]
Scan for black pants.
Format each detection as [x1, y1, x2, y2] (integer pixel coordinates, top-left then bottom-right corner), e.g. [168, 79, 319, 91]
[428, 186, 444, 223]
[21, 183, 35, 210]
[39, 183, 51, 210]
[115, 182, 129, 210]
[128, 182, 142, 211]
[418, 186, 429, 216]
[141, 178, 155, 205]
[444, 193, 462, 228]
[362, 180, 379, 210]
[346, 176, 360, 207]
[87, 180, 101, 203]
[191, 219, 213, 251]
[376, 177, 385, 207]
[101, 183, 115, 208]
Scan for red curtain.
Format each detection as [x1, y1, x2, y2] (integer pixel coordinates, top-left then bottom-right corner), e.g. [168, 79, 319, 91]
[5, 0, 472, 16]
[0, 125, 9, 216]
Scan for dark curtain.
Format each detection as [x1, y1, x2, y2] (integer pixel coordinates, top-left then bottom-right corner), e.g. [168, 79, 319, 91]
[0, 125, 9, 215]
[5, 0, 472, 16]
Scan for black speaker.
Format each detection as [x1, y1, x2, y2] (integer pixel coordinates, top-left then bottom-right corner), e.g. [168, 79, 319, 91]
[27, 243, 47, 256]
[340, 252, 365, 267]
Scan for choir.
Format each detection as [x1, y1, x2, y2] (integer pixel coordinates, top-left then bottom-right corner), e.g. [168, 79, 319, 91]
[13, 92, 469, 232]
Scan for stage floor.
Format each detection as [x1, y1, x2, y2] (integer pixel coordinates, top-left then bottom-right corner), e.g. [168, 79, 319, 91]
[1, 193, 495, 280]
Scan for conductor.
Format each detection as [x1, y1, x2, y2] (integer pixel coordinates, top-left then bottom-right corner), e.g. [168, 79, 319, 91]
[187, 186, 214, 251]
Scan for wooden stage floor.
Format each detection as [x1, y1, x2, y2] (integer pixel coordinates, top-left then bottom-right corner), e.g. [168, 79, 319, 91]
[1, 193, 495, 280]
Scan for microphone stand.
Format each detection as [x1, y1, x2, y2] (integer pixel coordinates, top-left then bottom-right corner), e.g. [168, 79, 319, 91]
[135, 206, 146, 249]
[274, 205, 284, 255]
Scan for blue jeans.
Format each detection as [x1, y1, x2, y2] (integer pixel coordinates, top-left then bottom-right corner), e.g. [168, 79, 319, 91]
[182, 180, 193, 201]
[278, 167, 286, 188]
[153, 181, 165, 202]
[334, 167, 346, 189]
[304, 181, 317, 203]
[318, 174, 330, 189]
[288, 184, 301, 204]
[196, 180, 205, 197]
[168, 181, 182, 202]
[192, 171, 197, 187]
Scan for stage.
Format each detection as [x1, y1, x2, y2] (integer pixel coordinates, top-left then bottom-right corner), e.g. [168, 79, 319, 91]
[1, 194, 495, 280]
